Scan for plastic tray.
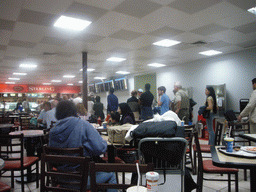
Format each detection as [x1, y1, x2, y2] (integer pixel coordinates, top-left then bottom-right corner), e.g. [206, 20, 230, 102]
[218, 146, 256, 159]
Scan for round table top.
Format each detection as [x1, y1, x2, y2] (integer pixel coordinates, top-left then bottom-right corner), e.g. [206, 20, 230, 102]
[9, 130, 44, 137]
[0, 124, 14, 129]
[0, 158, 5, 170]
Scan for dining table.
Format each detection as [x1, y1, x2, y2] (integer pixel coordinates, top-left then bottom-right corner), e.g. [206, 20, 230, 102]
[211, 145, 256, 191]
[239, 133, 256, 143]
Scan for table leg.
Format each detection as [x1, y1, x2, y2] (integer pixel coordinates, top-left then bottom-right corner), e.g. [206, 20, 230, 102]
[26, 137, 35, 156]
[107, 145, 115, 163]
[250, 168, 256, 191]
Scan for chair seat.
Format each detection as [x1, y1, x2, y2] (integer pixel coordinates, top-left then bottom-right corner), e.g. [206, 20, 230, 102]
[101, 156, 125, 164]
[3, 156, 39, 170]
[203, 160, 238, 173]
[0, 181, 11, 192]
[193, 144, 211, 152]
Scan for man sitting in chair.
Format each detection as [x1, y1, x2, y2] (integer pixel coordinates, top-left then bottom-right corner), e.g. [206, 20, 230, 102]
[49, 100, 117, 192]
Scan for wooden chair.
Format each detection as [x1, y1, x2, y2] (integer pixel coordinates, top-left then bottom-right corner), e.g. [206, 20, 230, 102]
[193, 121, 224, 174]
[0, 181, 11, 192]
[0, 134, 39, 192]
[228, 121, 250, 146]
[185, 124, 195, 174]
[90, 162, 154, 192]
[19, 115, 32, 130]
[41, 153, 90, 192]
[194, 130, 238, 192]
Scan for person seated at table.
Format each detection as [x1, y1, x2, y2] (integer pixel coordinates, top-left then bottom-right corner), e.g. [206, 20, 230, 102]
[107, 112, 120, 126]
[49, 100, 117, 192]
[76, 103, 88, 121]
[118, 103, 135, 125]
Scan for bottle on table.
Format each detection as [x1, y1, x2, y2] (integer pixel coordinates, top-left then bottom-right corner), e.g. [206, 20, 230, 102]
[97, 117, 102, 126]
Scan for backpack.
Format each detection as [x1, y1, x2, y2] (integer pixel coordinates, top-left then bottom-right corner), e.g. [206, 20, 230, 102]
[224, 110, 237, 121]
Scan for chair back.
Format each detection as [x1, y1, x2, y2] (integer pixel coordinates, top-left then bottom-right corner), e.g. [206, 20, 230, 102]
[41, 154, 90, 192]
[138, 137, 188, 191]
[228, 121, 250, 145]
[90, 162, 154, 192]
[19, 115, 32, 130]
[43, 145, 84, 156]
[215, 121, 224, 145]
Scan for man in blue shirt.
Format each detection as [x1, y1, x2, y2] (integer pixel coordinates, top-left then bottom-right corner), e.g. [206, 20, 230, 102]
[158, 86, 170, 115]
[107, 88, 118, 114]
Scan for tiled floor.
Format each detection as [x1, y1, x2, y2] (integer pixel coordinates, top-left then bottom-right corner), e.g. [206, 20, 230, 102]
[0, 139, 251, 192]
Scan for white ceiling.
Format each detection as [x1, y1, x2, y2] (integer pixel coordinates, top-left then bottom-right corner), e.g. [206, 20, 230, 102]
[0, 0, 255, 85]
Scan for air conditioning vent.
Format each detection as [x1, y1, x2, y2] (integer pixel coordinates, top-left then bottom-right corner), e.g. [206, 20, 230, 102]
[191, 41, 207, 45]
[43, 52, 58, 56]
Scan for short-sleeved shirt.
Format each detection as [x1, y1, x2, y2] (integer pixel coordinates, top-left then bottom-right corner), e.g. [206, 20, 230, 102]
[160, 93, 170, 115]
[38, 109, 46, 120]
[140, 91, 154, 107]
[43, 108, 57, 129]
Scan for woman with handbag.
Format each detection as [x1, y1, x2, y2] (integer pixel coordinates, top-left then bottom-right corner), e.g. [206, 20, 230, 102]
[205, 86, 217, 145]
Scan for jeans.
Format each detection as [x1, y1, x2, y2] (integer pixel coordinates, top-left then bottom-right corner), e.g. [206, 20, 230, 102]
[206, 112, 215, 145]
[88, 172, 118, 192]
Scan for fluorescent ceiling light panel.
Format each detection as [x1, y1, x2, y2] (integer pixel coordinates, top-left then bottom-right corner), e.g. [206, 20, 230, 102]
[8, 78, 20, 80]
[63, 75, 75, 78]
[54, 16, 92, 31]
[248, 7, 256, 15]
[78, 81, 83, 83]
[67, 84, 73, 86]
[116, 71, 130, 75]
[13, 73, 27, 76]
[153, 39, 181, 47]
[94, 77, 106, 80]
[147, 63, 166, 68]
[106, 57, 126, 62]
[5, 82, 15, 84]
[43, 83, 51, 85]
[20, 64, 37, 68]
[51, 80, 62, 82]
[199, 50, 222, 56]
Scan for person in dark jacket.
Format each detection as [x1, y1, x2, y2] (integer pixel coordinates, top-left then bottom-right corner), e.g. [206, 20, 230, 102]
[118, 103, 135, 125]
[107, 88, 118, 113]
[93, 96, 105, 121]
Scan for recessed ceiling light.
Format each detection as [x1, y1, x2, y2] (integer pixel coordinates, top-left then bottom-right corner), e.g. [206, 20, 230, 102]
[153, 39, 181, 47]
[94, 77, 106, 80]
[67, 84, 73, 86]
[63, 75, 75, 78]
[147, 63, 166, 68]
[78, 81, 83, 83]
[51, 80, 62, 82]
[43, 83, 51, 85]
[8, 78, 20, 80]
[199, 50, 222, 56]
[13, 72, 27, 76]
[80, 68, 95, 72]
[106, 57, 126, 62]
[116, 71, 130, 75]
[20, 64, 37, 68]
[248, 7, 256, 15]
[5, 82, 15, 84]
[54, 16, 92, 31]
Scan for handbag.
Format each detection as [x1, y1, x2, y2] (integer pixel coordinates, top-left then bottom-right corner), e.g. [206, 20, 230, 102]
[198, 106, 210, 119]
[107, 124, 132, 145]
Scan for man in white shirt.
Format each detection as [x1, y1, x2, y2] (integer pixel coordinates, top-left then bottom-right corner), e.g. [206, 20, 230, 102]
[43, 100, 58, 129]
[73, 93, 83, 105]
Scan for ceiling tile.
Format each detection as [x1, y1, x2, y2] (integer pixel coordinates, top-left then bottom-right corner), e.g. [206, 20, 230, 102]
[75, 33, 105, 43]
[9, 40, 36, 48]
[75, 0, 125, 10]
[65, 2, 108, 22]
[149, 0, 176, 5]
[0, 0, 22, 21]
[17, 9, 57, 27]
[114, 0, 162, 18]
[237, 40, 256, 49]
[227, 0, 256, 11]
[5, 46, 30, 58]
[40, 36, 68, 46]
[0, 30, 12, 45]
[108, 47, 133, 54]
[0, 19, 15, 31]
[23, 0, 73, 15]
[0, 45, 7, 51]
[168, 0, 222, 14]
[205, 41, 232, 49]
[170, 43, 195, 51]
[191, 24, 228, 36]
[149, 26, 184, 38]
[233, 21, 256, 34]
[109, 29, 143, 41]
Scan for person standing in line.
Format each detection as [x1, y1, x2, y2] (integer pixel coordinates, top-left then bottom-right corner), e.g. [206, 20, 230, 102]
[237, 78, 256, 133]
[173, 82, 190, 123]
[204, 86, 217, 145]
[107, 87, 118, 114]
[43, 100, 58, 129]
[22, 97, 30, 113]
[137, 89, 143, 99]
[139, 83, 154, 120]
[73, 93, 83, 105]
[157, 86, 170, 115]
[93, 96, 105, 121]
[127, 90, 140, 121]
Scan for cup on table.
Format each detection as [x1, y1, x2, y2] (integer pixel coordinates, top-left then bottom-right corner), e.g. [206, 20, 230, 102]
[224, 137, 234, 152]
[102, 122, 107, 129]
[127, 186, 147, 192]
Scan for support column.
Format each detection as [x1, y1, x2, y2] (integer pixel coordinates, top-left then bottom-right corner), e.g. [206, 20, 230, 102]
[82, 52, 88, 110]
